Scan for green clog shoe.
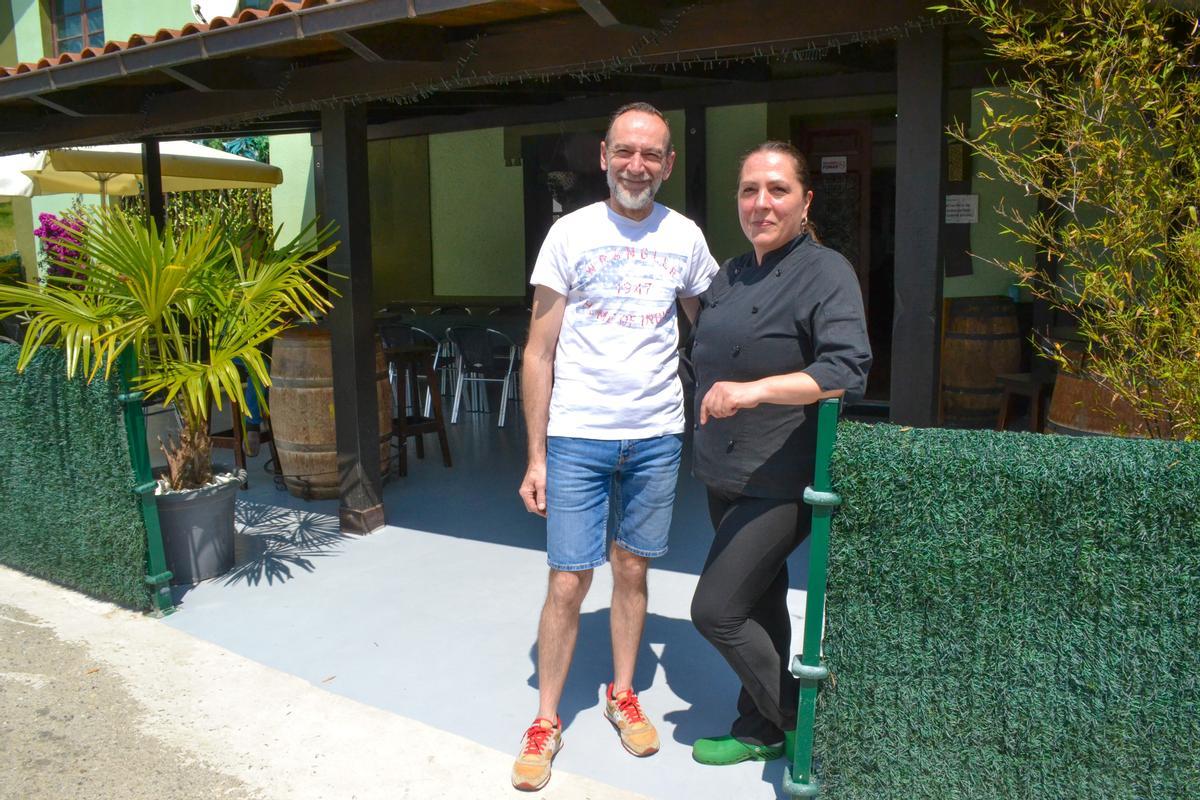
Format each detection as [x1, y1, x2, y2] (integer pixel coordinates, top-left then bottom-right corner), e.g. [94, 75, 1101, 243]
[692, 735, 784, 765]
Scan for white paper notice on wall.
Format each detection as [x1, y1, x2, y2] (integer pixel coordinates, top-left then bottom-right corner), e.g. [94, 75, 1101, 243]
[944, 194, 979, 224]
[820, 156, 847, 174]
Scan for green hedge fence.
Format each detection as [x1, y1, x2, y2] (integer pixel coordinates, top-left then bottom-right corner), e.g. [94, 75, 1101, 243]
[0, 344, 150, 609]
[817, 422, 1200, 798]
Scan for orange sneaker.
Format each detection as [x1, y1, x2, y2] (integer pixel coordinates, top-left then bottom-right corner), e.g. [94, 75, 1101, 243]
[511, 716, 562, 792]
[603, 683, 660, 757]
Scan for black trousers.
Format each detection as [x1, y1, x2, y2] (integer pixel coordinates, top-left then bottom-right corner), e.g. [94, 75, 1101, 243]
[690, 488, 812, 745]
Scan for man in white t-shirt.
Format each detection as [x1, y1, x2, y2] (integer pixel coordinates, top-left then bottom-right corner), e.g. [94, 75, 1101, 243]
[512, 102, 719, 792]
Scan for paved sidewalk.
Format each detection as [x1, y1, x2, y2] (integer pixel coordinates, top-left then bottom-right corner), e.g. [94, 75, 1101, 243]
[0, 566, 647, 800]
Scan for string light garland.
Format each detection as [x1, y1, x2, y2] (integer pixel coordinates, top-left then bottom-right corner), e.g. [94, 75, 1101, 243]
[115, 8, 963, 142]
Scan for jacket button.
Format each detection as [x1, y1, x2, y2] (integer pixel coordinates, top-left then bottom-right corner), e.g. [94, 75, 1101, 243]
[726, 440, 735, 452]
[732, 345, 741, 356]
[751, 306, 759, 314]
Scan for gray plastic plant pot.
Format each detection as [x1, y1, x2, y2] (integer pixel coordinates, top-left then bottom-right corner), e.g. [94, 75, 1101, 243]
[156, 468, 246, 585]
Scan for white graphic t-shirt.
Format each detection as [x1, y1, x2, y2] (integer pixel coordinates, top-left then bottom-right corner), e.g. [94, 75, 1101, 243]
[530, 201, 719, 439]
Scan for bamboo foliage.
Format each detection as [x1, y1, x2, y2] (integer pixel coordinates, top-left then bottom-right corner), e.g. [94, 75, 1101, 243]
[0, 207, 338, 488]
[938, 0, 1200, 439]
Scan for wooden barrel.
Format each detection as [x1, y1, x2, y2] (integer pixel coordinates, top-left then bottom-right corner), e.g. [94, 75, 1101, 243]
[940, 296, 1022, 428]
[269, 327, 392, 499]
[1046, 344, 1151, 438]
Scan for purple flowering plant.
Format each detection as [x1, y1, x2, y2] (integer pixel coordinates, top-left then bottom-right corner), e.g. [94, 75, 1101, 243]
[33, 211, 87, 283]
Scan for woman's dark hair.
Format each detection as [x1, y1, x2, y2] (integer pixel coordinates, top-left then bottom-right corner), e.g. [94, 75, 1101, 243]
[738, 140, 819, 242]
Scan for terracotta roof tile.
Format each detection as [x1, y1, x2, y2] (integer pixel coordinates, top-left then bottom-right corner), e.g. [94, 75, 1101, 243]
[0, 0, 343, 81]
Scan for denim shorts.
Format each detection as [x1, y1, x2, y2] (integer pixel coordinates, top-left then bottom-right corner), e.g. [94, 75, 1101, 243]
[545, 433, 684, 571]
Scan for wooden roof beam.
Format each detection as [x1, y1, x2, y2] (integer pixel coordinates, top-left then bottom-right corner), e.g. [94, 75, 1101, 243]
[330, 27, 445, 64]
[28, 94, 85, 117]
[576, 0, 664, 31]
[0, 0, 938, 152]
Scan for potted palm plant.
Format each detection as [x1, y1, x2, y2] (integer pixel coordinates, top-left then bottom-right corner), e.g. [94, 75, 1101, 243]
[0, 207, 337, 583]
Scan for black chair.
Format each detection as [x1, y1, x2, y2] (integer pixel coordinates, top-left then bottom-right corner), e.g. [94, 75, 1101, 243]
[445, 325, 519, 427]
[378, 303, 417, 316]
[378, 320, 440, 417]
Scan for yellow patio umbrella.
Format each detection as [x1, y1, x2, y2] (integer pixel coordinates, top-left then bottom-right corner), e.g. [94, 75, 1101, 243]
[0, 141, 283, 205]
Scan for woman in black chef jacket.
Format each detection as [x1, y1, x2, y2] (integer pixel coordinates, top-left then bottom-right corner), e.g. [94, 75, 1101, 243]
[689, 141, 871, 766]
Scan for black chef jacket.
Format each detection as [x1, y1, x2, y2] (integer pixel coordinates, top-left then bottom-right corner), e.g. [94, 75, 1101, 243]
[691, 233, 872, 498]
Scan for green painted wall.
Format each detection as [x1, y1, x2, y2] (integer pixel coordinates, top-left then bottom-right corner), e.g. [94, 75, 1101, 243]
[428, 127, 524, 297]
[3, 0, 199, 69]
[944, 88, 1036, 299]
[655, 108, 686, 214]
[12, 0, 46, 62]
[0, 0, 17, 66]
[369, 135, 432, 306]
[8, 0, 45, 277]
[705, 103, 768, 263]
[101, 0, 193, 40]
[10, 198, 35, 280]
[268, 133, 315, 242]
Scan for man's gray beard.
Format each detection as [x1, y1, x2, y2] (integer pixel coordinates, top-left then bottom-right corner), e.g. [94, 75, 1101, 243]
[607, 170, 660, 212]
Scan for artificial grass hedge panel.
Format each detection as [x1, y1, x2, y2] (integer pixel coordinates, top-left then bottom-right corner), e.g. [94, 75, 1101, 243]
[0, 344, 150, 609]
[817, 422, 1199, 799]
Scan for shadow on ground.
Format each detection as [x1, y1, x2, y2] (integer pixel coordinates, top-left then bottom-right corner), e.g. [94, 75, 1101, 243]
[226, 500, 348, 586]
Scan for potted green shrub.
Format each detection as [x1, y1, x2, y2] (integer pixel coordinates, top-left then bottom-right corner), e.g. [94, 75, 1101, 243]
[0, 207, 336, 583]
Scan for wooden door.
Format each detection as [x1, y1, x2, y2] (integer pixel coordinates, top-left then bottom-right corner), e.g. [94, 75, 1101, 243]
[791, 118, 873, 315]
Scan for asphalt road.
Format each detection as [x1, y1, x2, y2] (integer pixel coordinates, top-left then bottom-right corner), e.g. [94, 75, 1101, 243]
[0, 602, 251, 800]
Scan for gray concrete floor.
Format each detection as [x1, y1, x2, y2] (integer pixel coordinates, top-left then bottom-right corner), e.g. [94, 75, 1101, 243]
[163, 405, 816, 800]
[0, 565, 642, 800]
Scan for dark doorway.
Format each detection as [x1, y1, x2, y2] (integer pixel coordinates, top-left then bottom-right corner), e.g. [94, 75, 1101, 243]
[521, 131, 608, 303]
[792, 115, 895, 405]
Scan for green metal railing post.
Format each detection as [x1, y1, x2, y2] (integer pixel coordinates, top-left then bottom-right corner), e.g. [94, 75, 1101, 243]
[783, 397, 842, 798]
[117, 349, 174, 616]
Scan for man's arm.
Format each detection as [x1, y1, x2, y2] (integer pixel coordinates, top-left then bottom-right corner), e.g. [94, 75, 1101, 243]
[518, 284, 566, 517]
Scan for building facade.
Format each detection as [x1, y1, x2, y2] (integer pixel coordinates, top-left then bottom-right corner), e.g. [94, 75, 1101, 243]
[0, 0, 1035, 452]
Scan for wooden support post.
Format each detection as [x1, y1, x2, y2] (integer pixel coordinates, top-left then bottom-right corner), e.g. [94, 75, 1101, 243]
[684, 105, 706, 232]
[890, 28, 947, 427]
[140, 139, 166, 233]
[320, 104, 385, 534]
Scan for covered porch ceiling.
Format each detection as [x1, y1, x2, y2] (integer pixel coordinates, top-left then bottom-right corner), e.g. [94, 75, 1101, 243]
[0, 0, 986, 153]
